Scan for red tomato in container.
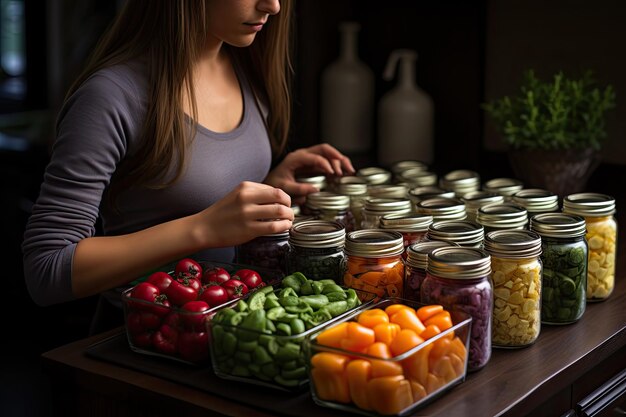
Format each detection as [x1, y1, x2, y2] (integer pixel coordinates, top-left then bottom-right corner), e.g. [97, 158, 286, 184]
[129, 282, 170, 317]
[178, 331, 209, 363]
[180, 300, 211, 331]
[152, 324, 179, 355]
[202, 267, 231, 286]
[234, 269, 264, 289]
[146, 271, 174, 293]
[175, 258, 203, 280]
[165, 279, 199, 307]
[199, 284, 229, 308]
[222, 279, 249, 301]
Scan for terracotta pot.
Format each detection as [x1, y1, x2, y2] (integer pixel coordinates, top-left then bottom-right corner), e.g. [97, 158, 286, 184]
[508, 147, 601, 198]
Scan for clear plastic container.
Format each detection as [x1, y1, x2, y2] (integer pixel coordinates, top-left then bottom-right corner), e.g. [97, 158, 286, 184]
[530, 213, 588, 325]
[421, 247, 492, 371]
[484, 230, 543, 348]
[563, 193, 617, 301]
[305, 297, 471, 416]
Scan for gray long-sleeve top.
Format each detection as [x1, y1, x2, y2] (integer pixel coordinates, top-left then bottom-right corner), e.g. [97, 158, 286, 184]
[22, 59, 272, 306]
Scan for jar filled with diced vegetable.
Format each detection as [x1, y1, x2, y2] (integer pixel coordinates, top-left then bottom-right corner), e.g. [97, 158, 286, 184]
[563, 193, 617, 301]
[421, 246, 493, 371]
[484, 230, 543, 348]
[530, 213, 588, 325]
[343, 230, 405, 299]
[404, 240, 458, 302]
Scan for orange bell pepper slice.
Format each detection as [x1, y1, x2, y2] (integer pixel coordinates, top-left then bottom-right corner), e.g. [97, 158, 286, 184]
[389, 329, 424, 357]
[373, 322, 401, 345]
[390, 307, 426, 334]
[367, 342, 404, 378]
[316, 322, 348, 348]
[425, 372, 446, 394]
[310, 352, 349, 373]
[449, 352, 466, 376]
[416, 304, 444, 322]
[410, 380, 428, 402]
[432, 355, 457, 383]
[346, 359, 373, 411]
[357, 309, 389, 328]
[310, 352, 351, 403]
[340, 322, 375, 352]
[449, 336, 468, 360]
[385, 283, 402, 297]
[402, 342, 433, 386]
[385, 304, 414, 317]
[385, 264, 404, 284]
[367, 375, 414, 415]
[420, 324, 441, 340]
[429, 337, 452, 367]
[424, 310, 453, 331]
[360, 271, 385, 286]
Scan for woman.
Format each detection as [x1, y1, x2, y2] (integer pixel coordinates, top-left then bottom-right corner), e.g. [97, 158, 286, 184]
[21, 0, 354, 318]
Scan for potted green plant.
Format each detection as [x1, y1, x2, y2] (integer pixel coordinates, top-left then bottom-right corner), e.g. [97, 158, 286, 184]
[483, 70, 616, 197]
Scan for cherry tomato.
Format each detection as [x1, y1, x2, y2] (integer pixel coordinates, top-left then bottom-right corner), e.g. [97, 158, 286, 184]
[164, 279, 199, 307]
[128, 282, 170, 317]
[202, 267, 231, 286]
[180, 300, 211, 331]
[222, 279, 249, 300]
[178, 330, 209, 363]
[199, 284, 229, 308]
[126, 310, 161, 333]
[233, 269, 264, 289]
[177, 275, 201, 293]
[147, 271, 174, 293]
[175, 258, 202, 280]
[151, 324, 179, 355]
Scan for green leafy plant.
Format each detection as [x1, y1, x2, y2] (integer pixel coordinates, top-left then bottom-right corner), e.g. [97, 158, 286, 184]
[483, 70, 616, 150]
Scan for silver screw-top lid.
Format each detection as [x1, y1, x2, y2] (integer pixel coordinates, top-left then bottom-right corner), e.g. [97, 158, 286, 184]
[416, 197, 467, 221]
[476, 202, 528, 230]
[363, 197, 413, 215]
[427, 220, 485, 247]
[390, 160, 428, 176]
[406, 240, 458, 269]
[513, 188, 559, 214]
[367, 184, 409, 199]
[408, 186, 456, 203]
[296, 174, 326, 191]
[427, 247, 492, 279]
[289, 220, 346, 248]
[356, 167, 392, 185]
[396, 168, 438, 187]
[484, 229, 542, 258]
[462, 191, 505, 213]
[483, 178, 524, 197]
[335, 176, 368, 196]
[345, 229, 405, 257]
[439, 169, 481, 197]
[530, 213, 587, 238]
[562, 192, 616, 217]
[305, 191, 350, 211]
[380, 213, 433, 232]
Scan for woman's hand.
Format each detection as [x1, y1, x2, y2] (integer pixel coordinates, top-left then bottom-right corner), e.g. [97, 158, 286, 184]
[264, 143, 355, 204]
[197, 181, 294, 247]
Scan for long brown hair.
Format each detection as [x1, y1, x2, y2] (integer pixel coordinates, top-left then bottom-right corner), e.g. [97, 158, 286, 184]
[66, 0, 293, 200]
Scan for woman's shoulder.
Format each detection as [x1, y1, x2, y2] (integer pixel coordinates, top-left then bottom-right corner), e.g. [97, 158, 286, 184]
[79, 59, 148, 105]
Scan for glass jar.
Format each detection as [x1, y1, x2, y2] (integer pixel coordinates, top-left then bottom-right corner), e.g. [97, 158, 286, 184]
[404, 240, 457, 302]
[482, 178, 524, 202]
[530, 213, 588, 325]
[426, 220, 484, 248]
[421, 247, 493, 371]
[361, 197, 413, 229]
[390, 159, 428, 181]
[476, 202, 528, 233]
[484, 230, 542, 348]
[415, 197, 467, 222]
[304, 191, 355, 233]
[408, 186, 455, 204]
[439, 169, 481, 198]
[563, 193, 617, 301]
[286, 220, 346, 282]
[367, 184, 409, 199]
[461, 191, 505, 222]
[513, 188, 559, 217]
[356, 166, 392, 185]
[379, 213, 433, 258]
[335, 176, 368, 232]
[296, 174, 326, 192]
[343, 230, 405, 299]
[235, 231, 290, 273]
[396, 168, 438, 188]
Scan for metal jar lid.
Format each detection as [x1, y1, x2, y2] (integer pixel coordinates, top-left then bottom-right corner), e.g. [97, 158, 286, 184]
[296, 175, 326, 191]
[345, 229, 405, 258]
[427, 247, 491, 280]
[408, 186, 456, 203]
[363, 197, 413, 215]
[462, 191, 505, 213]
[416, 197, 467, 221]
[305, 191, 350, 211]
[476, 203, 528, 230]
[390, 160, 428, 176]
[406, 240, 458, 269]
[380, 213, 433, 232]
[289, 220, 346, 248]
[530, 213, 587, 238]
[367, 184, 409, 199]
[356, 167, 392, 185]
[483, 178, 524, 196]
[427, 220, 484, 247]
[336, 176, 368, 196]
[484, 230, 542, 258]
[439, 170, 481, 196]
[562, 193, 616, 217]
[513, 188, 559, 214]
[396, 169, 438, 187]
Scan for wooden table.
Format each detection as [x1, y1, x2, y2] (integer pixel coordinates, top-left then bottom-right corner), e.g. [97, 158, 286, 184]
[42, 269, 626, 417]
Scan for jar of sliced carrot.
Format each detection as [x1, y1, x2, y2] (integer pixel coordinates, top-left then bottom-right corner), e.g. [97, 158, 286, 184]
[343, 230, 405, 299]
